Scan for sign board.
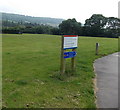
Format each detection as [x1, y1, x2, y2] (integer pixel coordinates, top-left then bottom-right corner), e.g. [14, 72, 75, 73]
[60, 35, 78, 74]
[64, 51, 77, 58]
[63, 35, 78, 49]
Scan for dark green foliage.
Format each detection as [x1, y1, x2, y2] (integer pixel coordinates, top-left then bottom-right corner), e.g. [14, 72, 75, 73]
[83, 14, 120, 38]
[2, 27, 20, 34]
[50, 28, 60, 35]
[59, 18, 82, 35]
[83, 14, 106, 37]
[103, 17, 120, 38]
[59, 15, 120, 38]
[2, 23, 59, 35]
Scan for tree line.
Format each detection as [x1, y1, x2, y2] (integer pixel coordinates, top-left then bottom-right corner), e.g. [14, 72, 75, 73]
[2, 14, 120, 38]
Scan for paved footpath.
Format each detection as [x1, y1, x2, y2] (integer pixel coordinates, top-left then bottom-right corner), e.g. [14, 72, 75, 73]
[94, 52, 119, 108]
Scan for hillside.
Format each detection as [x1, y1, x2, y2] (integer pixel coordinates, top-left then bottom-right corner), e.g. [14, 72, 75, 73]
[1, 12, 64, 27]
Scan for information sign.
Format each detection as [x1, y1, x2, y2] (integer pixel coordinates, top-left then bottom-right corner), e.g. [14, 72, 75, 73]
[60, 35, 78, 74]
[63, 35, 78, 49]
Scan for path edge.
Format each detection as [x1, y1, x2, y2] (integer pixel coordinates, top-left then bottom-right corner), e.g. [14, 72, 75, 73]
[93, 60, 99, 108]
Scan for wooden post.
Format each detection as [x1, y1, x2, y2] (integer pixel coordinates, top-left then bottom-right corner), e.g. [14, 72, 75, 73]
[71, 48, 76, 72]
[60, 36, 65, 74]
[96, 43, 99, 55]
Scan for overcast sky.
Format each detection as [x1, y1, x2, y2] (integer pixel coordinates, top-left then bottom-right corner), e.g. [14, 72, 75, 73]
[0, 0, 119, 23]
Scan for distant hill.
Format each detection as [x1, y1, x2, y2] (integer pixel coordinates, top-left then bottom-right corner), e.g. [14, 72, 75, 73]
[1, 12, 65, 27]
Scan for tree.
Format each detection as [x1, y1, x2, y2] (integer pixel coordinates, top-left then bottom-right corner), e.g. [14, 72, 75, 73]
[51, 27, 60, 35]
[84, 14, 107, 37]
[84, 14, 120, 38]
[59, 18, 82, 35]
[104, 17, 120, 37]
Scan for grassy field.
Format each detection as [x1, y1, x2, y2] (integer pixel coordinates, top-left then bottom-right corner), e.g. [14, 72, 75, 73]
[2, 34, 118, 108]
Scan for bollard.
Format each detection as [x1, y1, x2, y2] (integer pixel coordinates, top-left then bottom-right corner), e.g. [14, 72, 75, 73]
[96, 43, 99, 55]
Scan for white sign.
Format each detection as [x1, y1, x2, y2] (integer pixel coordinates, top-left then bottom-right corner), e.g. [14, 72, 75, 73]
[63, 35, 78, 49]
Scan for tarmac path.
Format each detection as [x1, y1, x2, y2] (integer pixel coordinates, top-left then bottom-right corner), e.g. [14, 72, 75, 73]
[94, 52, 119, 108]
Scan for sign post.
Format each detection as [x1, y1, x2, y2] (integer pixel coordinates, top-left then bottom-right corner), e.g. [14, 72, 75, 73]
[60, 36, 66, 74]
[71, 48, 76, 72]
[60, 35, 78, 74]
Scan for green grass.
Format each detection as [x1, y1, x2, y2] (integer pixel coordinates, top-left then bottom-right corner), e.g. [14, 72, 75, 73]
[2, 34, 118, 108]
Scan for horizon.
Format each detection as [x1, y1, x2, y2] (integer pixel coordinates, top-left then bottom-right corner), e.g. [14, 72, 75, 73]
[1, 11, 119, 25]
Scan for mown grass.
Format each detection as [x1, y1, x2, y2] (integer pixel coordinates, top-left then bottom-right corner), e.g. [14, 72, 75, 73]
[2, 34, 118, 108]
